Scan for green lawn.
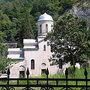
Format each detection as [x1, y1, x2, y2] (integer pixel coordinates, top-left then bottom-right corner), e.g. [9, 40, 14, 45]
[0, 68, 90, 90]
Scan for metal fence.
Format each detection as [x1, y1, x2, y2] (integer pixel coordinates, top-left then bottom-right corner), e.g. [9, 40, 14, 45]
[0, 68, 90, 90]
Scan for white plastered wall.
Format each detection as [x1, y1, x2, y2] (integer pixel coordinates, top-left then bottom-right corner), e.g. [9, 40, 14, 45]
[38, 20, 53, 36]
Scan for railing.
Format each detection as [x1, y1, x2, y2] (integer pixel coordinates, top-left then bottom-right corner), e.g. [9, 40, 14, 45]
[0, 68, 90, 90]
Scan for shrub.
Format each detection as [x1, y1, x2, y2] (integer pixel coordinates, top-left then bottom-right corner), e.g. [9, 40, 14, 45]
[67, 66, 76, 78]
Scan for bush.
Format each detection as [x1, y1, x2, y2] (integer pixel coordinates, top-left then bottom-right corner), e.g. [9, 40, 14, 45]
[81, 62, 89, 68]
[67, 66, 76, 78]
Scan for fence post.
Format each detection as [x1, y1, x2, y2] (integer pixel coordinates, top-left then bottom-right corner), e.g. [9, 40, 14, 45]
[65, 68, 68, 90]
[46, 68, 49, 90]
[7, 68, 10, 90]
[26, 68, 30, 90]
[84, 68, 88, 90]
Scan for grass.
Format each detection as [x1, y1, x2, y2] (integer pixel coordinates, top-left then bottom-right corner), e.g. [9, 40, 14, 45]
[0, 67, 90, 90]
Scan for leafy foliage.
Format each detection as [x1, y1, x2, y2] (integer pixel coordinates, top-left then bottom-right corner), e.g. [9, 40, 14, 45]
[48, 13, 90, 66]
[0, 57, 12, 71]
[0, 0, 77, 45]
[0, 0, 89, 69]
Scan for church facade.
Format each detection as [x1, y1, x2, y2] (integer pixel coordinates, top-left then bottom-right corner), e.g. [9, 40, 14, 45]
[7, 13, 59, 78]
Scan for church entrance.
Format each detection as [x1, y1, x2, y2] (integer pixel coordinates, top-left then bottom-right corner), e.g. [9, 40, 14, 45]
[41, 69, 47, 75]
[19, 71, 25, 78]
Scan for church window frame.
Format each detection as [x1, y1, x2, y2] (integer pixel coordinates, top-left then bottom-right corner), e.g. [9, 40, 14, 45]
[51, 25, 53, 31]
[46, 24, 48, 33]
[31, 59, 35, 69]
[40, 24, 42, 34]
[42, 63, 46, 66]
[44, 45, 46, 51]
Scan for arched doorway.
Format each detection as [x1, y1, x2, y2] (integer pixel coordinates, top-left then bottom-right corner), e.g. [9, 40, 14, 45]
[31, 59, 35, 69]
[19, 65, 25, 78]
[41, 63, 47, 75]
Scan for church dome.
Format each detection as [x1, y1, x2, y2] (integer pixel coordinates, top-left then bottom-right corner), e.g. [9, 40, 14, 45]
[38, 13, 53, 21]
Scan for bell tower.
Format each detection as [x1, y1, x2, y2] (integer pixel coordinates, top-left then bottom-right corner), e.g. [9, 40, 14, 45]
[37, 13, 53, 36]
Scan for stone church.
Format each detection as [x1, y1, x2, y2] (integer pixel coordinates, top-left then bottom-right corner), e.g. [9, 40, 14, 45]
[7, 13, 59, 78]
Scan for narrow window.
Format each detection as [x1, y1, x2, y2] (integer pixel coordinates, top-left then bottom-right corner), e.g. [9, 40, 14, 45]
[46, 24, 48, 33]
[40, 25, 42, 34]
[31, 59, 35, 69]
[51, 25, 53, 31]
[44, 45, 46, 51]
[47, 42, 49, 46]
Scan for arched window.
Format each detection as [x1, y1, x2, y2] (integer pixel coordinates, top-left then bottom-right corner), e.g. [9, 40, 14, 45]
[42, 63, 46, 67]
[46, 24, 48, 33]
[44, 45, 46, 51]
[51, 25, 53, 31]
[40, 25, 42, 34]
[19, 65, 25, 78]
[31, 59, 35, 69]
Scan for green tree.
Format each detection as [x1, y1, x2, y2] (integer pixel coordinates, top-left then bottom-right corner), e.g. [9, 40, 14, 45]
[48, 13, 90, 67]
[31, 0, 74, 20]
[0, 31, 7, 56]
[0, 10, 17, 42]
[0, 57, 11, 71]
[0, 0, 36, 46]
[0, 0, 80, 45]
[14, 1, 36, 46]
[0, 31, 11, 71]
